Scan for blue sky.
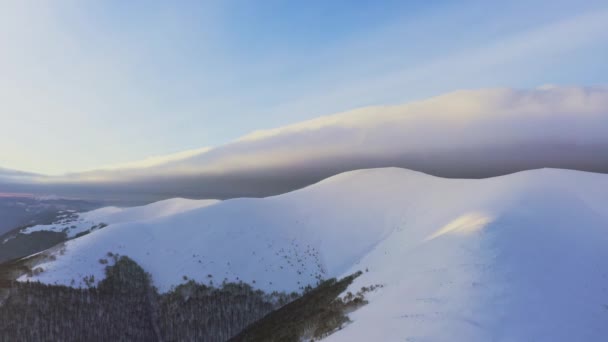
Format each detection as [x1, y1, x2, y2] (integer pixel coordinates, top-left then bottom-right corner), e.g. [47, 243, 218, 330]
[1, 0, 607, 175]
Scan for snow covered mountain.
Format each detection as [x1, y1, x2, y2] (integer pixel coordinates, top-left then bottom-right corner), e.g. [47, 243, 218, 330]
[19, 198, 219, 239]
[19, 167, 608, 341]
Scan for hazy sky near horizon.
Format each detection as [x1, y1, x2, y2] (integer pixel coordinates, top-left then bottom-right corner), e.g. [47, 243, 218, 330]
[1, 0, 608, 175]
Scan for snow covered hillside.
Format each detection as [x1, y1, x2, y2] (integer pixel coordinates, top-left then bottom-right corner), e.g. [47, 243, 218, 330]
[20, 198, 219, 238]
[19, 168, 608, 341]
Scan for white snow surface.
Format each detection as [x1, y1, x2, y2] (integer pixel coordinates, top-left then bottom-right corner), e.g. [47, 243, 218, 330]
[20, 168, 608, 341]
[20, 198, 219, 238]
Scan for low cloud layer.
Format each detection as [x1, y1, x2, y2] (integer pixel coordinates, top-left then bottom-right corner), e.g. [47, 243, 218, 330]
[4, 86, 608, 202]
[0, 167, 41, 184]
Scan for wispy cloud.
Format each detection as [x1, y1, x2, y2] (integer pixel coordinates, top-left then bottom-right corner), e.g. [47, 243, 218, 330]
[85, 147, 213, 172]
[262, 8, 608, 119]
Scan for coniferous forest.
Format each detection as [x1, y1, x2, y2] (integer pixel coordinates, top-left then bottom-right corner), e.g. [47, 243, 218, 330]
[0, 256, 291, 341]
[0, 256, 366, 342]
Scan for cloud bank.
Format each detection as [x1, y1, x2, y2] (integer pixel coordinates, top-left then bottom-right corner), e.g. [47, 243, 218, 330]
[0, 167, 42, 184]
[4, 86, 608, 201]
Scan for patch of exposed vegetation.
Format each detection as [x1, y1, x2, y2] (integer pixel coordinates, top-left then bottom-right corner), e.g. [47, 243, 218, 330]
[73, 230, 91, 238]
[74, 223, 109, 239]
[159, 280, 298, 341]
[229, 271, 368, 342]
[0, 230, 66, 263]
[0, 244, 63, 283]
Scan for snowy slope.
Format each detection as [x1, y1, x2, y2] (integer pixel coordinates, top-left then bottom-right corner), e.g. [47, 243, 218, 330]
[324, 169, 608, 342]
[19, 168, 608, 341]
[20, 198, 219, 238]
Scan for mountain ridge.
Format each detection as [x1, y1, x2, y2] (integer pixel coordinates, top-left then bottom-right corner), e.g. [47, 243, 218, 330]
[12, 167, 608, 341]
